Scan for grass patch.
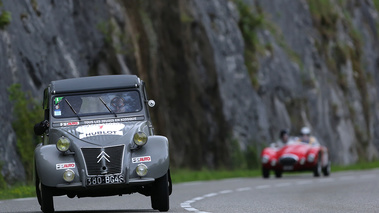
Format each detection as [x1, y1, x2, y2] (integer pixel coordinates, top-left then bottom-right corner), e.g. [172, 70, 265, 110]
[0, 184, 35, 200]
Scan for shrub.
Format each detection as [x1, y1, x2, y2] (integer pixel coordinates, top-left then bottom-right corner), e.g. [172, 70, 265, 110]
[8, 84, 43, 182]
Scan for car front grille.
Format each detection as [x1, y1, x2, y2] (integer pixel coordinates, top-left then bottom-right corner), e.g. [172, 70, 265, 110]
[279, 156, 297, 166]
[81, 145, 124, 176]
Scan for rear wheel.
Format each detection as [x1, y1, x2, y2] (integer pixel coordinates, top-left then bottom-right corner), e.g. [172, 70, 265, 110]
[151, 173, 169, 212]
[262, 168, 270, 178]
[313, 154, 322, 177]
[322, 161, 331, 176]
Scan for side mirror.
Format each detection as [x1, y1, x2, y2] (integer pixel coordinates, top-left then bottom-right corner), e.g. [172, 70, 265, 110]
[148, 100, 155, 107]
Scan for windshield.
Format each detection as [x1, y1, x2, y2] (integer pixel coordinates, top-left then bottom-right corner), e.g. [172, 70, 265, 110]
[52, 90, 142, 118]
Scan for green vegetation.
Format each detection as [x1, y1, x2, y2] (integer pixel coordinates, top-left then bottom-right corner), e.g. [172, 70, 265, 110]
[234, 0, 264, 89]
[8, 84, 43, 182]
[307, 0, 338, 41]
[0, 162, 7, 189]
[0, 10, 10, 29]
[0, 184, 35, 200]
[229, 139, 262, 170]
[0, 0, 11, 29]
[373, 0, 379, 11]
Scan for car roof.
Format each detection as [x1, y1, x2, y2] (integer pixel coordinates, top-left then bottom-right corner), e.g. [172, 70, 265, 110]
[50, 75, 140, 94]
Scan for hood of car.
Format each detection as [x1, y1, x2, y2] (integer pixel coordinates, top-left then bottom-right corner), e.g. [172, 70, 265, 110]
[277, 143, 311, 157]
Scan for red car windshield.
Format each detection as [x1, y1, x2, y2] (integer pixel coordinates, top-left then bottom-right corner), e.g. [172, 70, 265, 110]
[52, 90, 142, 118]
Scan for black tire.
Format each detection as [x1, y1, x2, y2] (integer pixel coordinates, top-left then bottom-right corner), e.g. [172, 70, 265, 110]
[262, 168, 270, 178]
[313, 154, 322, 177]
[41, 184, 54, 213]
[35, 166, 42, 206]
[322, 161, 331, 176]
[168, 169, 173, 195]
[275, 170, 282, 178]
[151, 173, 169, 212]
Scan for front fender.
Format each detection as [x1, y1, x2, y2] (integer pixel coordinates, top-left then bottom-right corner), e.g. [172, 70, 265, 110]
[35, 144, 80, 187]
[129, 135, 169, 179]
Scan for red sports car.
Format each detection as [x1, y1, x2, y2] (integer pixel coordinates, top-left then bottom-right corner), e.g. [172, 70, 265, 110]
[261, 139, 330, 178]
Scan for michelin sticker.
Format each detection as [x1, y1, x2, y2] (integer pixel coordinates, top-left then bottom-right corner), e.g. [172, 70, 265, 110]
[76, 123, 125, 139]
[56, 163, 75, 170]
[132, 156, 151, 163]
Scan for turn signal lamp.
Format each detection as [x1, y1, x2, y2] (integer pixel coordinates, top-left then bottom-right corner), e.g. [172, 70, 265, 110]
[63, 169, 75, 182]
[136, 163, 148, 177]
[56, 136, 71, 152]
[133, 132, 148, 146]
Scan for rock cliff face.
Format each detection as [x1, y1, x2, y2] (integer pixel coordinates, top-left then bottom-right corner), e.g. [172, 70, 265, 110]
[0, 0, 378, 183]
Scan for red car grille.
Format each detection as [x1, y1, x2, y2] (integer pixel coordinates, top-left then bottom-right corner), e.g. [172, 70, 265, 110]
[279, 156, 297, 166]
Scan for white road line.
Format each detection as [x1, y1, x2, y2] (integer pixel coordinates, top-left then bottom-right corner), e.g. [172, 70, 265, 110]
[236, 187, 251, 192]
[275, 182, 291, 187]
[181, 173, 375, 212]
[318, 178, 335, 183]
[204, 193, 218, 197]
[219, 190, 233, 194]
[296, 180, 313, 185]
[256, 184, 271, 189]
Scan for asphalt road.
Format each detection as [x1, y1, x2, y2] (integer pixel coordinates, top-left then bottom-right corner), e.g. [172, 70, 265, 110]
[1, 169, 379, 213]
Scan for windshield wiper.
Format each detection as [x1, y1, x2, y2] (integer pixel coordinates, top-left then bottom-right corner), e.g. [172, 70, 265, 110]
[65, 99, 81, 120]
[99, 97, 117, 117]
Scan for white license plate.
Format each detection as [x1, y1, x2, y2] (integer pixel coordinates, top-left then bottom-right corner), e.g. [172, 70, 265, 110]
[86, 174, 124, 186]
[283, 166, 294, 171]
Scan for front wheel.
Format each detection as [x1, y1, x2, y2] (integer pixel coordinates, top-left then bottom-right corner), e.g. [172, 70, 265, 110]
[151, 173, 169, 212]
[41, 184, 54, 213]
[275, 170, 282, 178]
[262, 168, 270, 178]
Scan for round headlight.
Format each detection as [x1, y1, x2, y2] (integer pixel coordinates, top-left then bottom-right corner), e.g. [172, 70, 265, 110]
[57, 136, 71, 152]
[307, 154, 315, 162]
[136, 163, 148, 177]
[261, 155, 270, 164]
[63, 169, 75, 182]
[133, 132, 148, 146]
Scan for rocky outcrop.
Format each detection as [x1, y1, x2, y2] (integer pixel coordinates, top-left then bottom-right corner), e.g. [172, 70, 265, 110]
[0, 0, 378, 183]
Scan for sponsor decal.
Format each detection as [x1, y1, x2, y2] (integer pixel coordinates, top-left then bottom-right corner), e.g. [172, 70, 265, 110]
[132, 156, 151, 163]
[59, 121, 79, 127]
[54, 97, 63, 105]
[54, 110, 62, 116]
[56, 163, 75, 170]
[76, 123, 125, 139]
[52, 116, 145, 127]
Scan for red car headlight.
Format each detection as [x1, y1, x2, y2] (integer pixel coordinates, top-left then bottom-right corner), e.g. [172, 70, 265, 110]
[261, 155, 270, 164]
[307, 154, 315, 162]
